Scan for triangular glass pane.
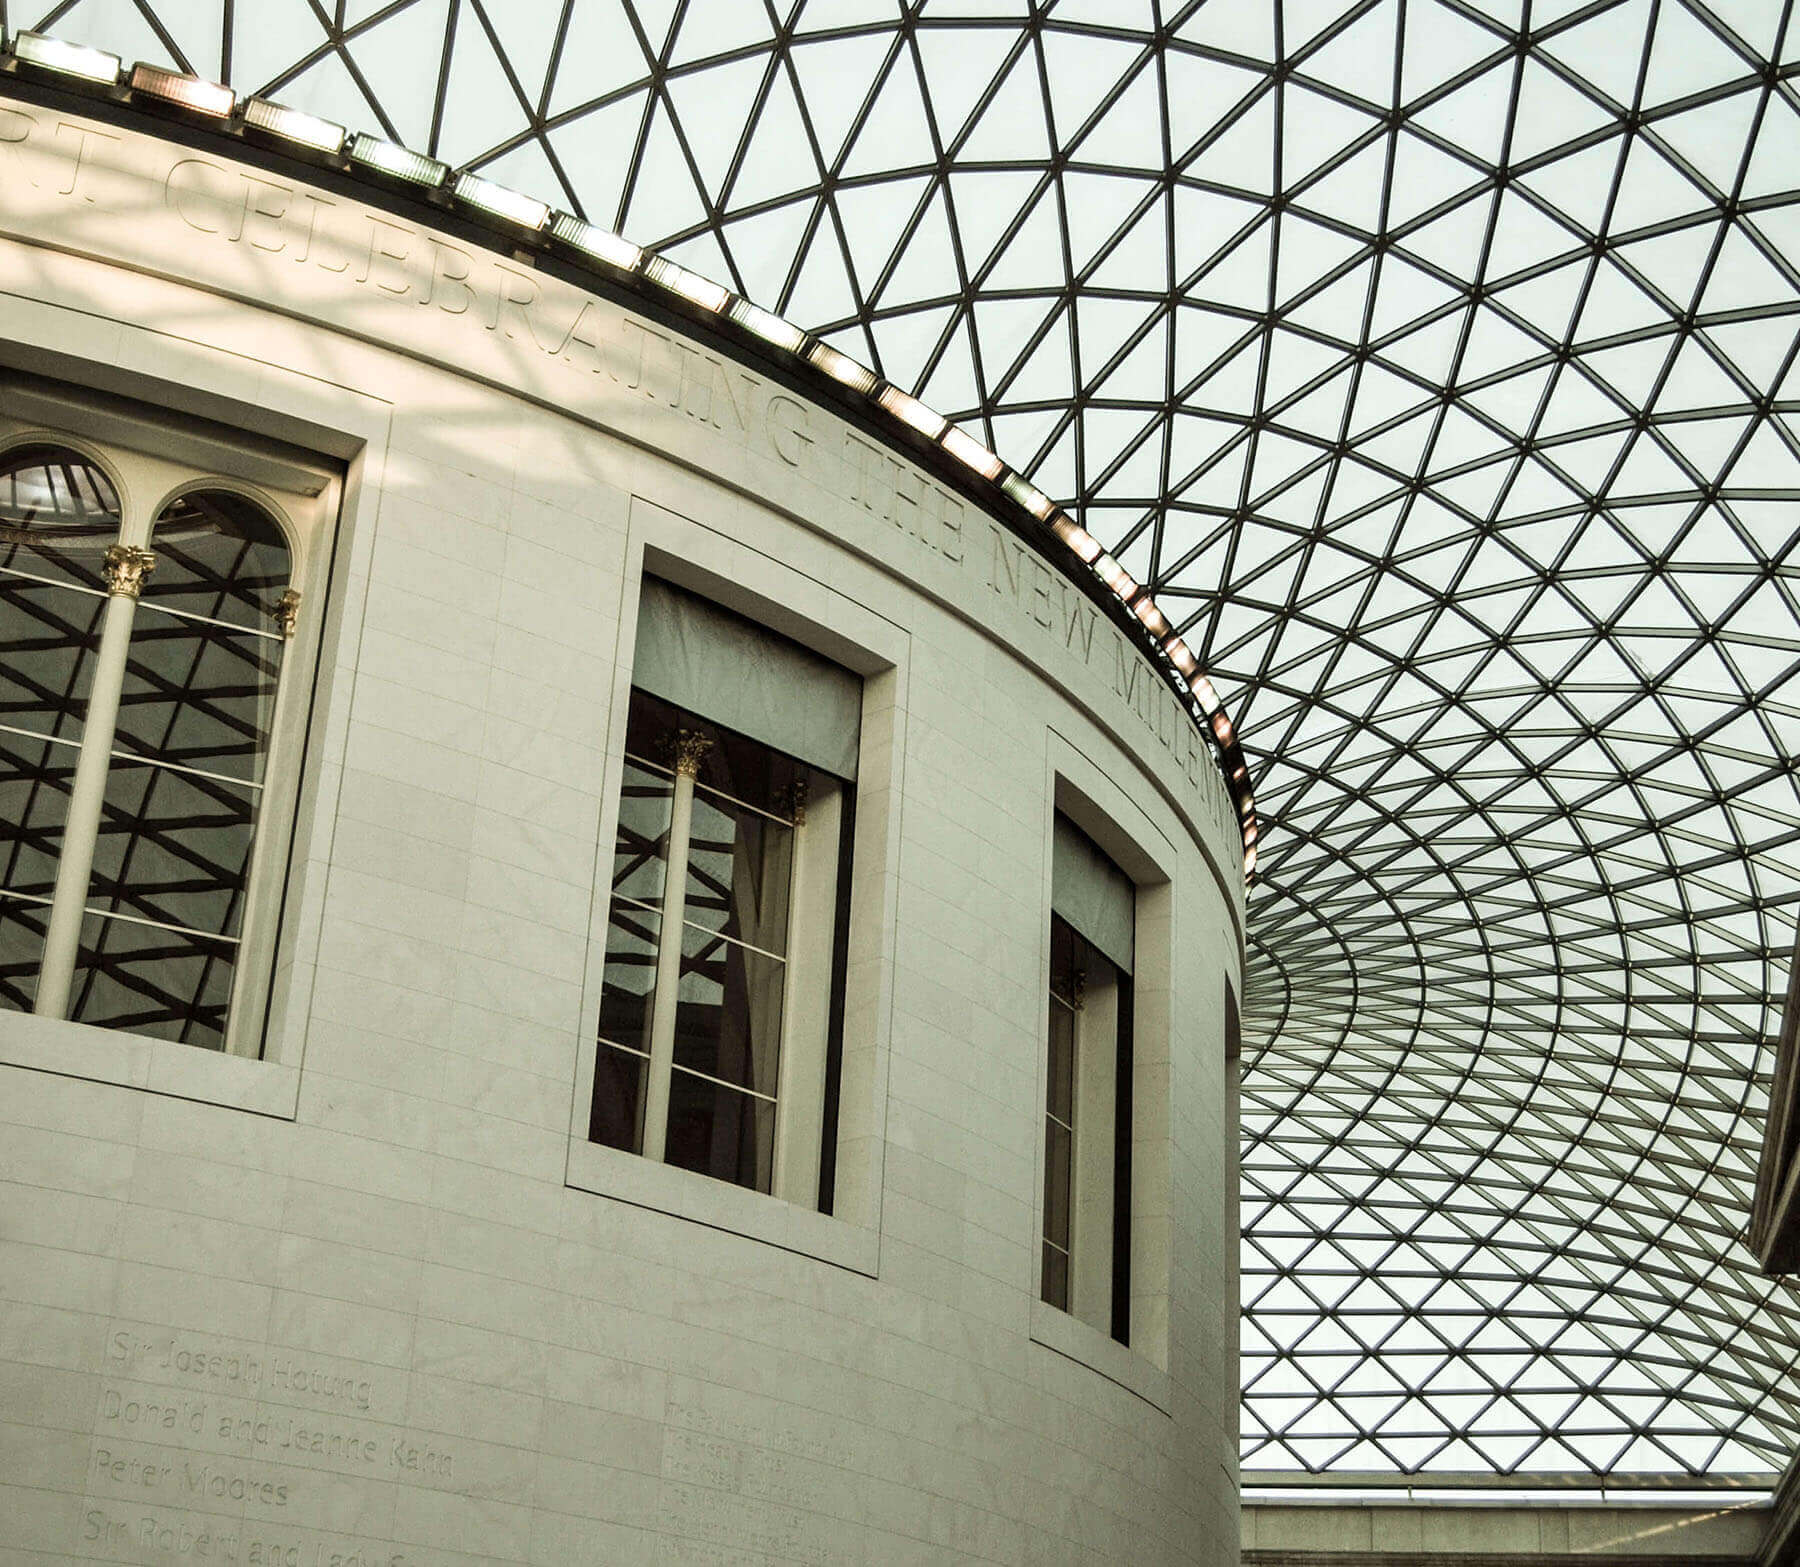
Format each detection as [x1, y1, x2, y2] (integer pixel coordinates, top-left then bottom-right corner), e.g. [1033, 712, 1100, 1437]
[547, 0, 655, 115]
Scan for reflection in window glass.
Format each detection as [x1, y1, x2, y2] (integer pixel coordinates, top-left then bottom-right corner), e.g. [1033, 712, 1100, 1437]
[666, 1065, 776, 1192]
[593, 1043, 648, 1156]
[60, 492, 294, 1048]
[1042, 900, 1132, 1345]
[671, 921, 785, 1099]
[115, 608, 281, 783]
[684, 788, 793, 950]
[0, 896, 50, 1013]
[592, 684, 844, 1201]
[88, 760, 257, 937]
[1, 578, 102, 743]
[0, 733, 78, 903]
[1044, 917, 1079, 1312]
[67, 910, 236, 1046]
[141, 491, 291, 631]
[0, 443, 120, 591]
[0, 471, 294, 1054]
[0, 446, 120, 1007]
[596, 902, 660, 1057]
[612, 758, 673, 909]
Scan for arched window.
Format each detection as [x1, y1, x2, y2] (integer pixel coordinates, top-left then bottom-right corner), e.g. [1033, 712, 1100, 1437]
[69, 492, 293, 1047]
[0, 445, 121, 1012]
[1, 430, 310, 1053]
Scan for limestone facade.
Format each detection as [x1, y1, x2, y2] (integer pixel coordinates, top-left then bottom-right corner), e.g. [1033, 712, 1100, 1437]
[0, 103, 1245, 1566]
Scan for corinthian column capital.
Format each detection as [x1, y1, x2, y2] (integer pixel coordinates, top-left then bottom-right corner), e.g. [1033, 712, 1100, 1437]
[672, 729, 714, 778]
[102, 544, 156, 598]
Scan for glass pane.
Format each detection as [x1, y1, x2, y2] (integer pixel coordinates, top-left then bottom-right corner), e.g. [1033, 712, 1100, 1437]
[591, 1042, 647, 1154]
[693, 721, 801, 821]
[1048, 997, 1075, 1126]
[625, 686, 802, 822]
[117, 606, 281, 783]
[144, 491, 290, 632]
[596, 901, 660, 1053]
[1041, 1241, 1069, 1313]
[0, 895, 49, 1013]
[89, 760, 255, 937]
[671, 924, 784, 1100]
[0, 444, 120, 591]
[611, 758, 672, 908]
[665, 1068, 775, 1194]
[0, 574, 102, 742]
[683, 790, 793, 953]
[67, 911, 234, 1049]
[1044, 1118, 1072, 1254]
[0, 731, 77, 898]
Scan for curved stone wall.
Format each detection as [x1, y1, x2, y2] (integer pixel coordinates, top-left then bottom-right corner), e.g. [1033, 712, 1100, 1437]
[0, 104, 1244, 1566]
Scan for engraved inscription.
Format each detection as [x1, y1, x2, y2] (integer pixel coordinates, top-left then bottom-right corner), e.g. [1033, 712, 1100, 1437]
[92, 1445, 290, 1507]
[80, 1327, 459, 1563]
[108, 1330, 376, 1412]
[0, 107, 1240, 853]
[987, 524, 1206, 792]
[80, 1507, 410, 1565]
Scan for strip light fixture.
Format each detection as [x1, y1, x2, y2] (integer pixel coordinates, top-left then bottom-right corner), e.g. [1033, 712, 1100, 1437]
[129, 62, 233, 117]
[453, 172, 549, 232]
[0, 28, 1261, 877]
[549, 213, 642, 273]
[729, 299, 808, 355]
[346, 133, 449, 189]
[806, 341, 881, 396]
[944, 425, 1005, 481]
[643, 255, 730, 314]
[877, 386, 949, 440]
[1002, 474, 1057, 523]
[12, 30, 120, 82]
[242, 97, 345, 155]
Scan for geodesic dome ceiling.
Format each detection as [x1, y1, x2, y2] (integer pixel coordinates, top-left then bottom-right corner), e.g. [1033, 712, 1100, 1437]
[12, 0, 1800, 1485]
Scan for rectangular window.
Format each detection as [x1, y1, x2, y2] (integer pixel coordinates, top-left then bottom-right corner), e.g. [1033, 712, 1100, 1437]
[590, 580, 858, 1206]
[1043, 813, 1135, 1344]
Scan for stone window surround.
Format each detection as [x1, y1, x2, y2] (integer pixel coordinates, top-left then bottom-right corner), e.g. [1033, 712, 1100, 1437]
[565, 497, 908, 1279]
[0, 325, 379, 1122]
[1033, 731, 1179, 1414]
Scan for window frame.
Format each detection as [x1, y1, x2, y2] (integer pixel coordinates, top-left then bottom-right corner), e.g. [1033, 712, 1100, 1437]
[565, 505, 906, 1279]
[1040, 905, 1134, 1342]
[1031, 738, 1178, 1412]
[591, 698, 840, 1203]
[0, 369, 347, 1109]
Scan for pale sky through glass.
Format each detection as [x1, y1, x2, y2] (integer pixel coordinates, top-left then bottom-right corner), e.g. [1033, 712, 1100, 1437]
[12, 0, 1800, 1482]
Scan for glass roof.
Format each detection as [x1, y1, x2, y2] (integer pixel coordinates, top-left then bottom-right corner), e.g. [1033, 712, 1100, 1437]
[14, 0, 1799, 1484]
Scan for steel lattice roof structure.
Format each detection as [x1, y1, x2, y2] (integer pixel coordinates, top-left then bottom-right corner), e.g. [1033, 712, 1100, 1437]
[9, 0, 1800, 1488]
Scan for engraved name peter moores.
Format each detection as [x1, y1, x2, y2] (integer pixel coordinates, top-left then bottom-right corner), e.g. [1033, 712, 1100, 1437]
[0, 105, 1238, 857]
[80, 1330, 454, 1561]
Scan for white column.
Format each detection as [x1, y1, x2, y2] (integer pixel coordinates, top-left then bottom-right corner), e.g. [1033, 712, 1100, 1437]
[774, 777, 841, 1206]
[35, 543, 154, 1020]
[222, 588, 302, 1057]
[640, 730, 711, 1163]
[1071, 968, 1119, 1334]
